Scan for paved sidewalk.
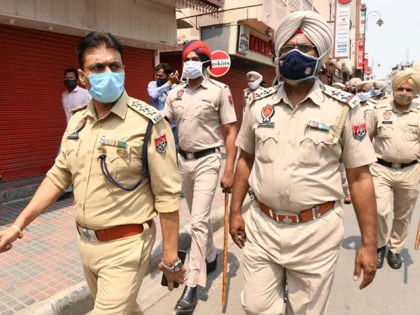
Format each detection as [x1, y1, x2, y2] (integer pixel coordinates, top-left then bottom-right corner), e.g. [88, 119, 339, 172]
[0, 150, 228, 315]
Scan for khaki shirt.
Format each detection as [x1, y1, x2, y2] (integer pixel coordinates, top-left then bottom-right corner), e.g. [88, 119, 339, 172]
[360, 99, 377, 119]
[47, 91, 181, 229]
[236, 80, 376, 212]
[164, 77, 237, 152]
[367, 100, 420, 163]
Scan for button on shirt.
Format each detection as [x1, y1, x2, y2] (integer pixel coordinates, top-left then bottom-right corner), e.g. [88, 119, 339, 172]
[164, 78, 237, 152]
[367, 100, 420, 163]
[47, 91, 181, 229]
[62, 85, 92, 122]
[236, 80, 376, 212]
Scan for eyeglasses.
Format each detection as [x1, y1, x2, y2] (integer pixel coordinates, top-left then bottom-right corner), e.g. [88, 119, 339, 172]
[279, 43, 316, 55]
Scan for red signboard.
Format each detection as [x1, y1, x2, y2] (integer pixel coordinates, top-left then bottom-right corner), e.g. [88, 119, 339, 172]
[357, 40, 364, 69]
[249, 34, 275, 58]
[208, 50, 231, 77]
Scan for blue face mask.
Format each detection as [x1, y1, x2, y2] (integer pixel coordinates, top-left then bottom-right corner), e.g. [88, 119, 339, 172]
[278, 49, 319, 83]
[156, 78, 167, 87]
[88, 72, 125, 103]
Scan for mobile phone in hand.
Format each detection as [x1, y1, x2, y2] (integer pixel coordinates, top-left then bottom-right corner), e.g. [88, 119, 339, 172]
[161, 250, 187, 288]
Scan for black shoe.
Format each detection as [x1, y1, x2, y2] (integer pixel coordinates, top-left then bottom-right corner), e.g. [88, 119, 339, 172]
[387, 250, 402, 269]
[377, 246, 387, 269]
[174, 286, 197, 315]
[206, 255, 218, 274]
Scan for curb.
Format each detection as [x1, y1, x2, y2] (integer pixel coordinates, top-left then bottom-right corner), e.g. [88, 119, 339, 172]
[18, 201, 234, 315]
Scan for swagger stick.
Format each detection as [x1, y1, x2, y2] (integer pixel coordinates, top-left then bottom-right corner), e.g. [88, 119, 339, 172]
[415, 220, 420, 250]
[222, 192, 229, 306]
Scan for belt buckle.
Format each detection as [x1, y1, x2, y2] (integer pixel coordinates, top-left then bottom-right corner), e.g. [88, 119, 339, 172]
[77, 226, 99, 242]
[391, 162, 401, 170]
[311, 205, 321, 220]
[186, 152, 195, 160]
[269, 209, 299, 224]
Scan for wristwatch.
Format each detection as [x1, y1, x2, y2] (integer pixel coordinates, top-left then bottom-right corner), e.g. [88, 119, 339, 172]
[161, 258, 183, 273]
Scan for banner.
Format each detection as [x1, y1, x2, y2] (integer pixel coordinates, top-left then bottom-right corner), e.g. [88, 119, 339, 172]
[334, 0, 351, 58]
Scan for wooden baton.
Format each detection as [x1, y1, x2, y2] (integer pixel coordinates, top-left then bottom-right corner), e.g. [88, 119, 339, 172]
[415, 220, 420, 250]
[222, 192, 229, 307]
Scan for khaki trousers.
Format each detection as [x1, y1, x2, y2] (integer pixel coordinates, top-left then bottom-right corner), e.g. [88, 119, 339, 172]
[78, 223, 156, 315]
[179, 151, 221, 287]
[371, 163, 420, 253]
[242, 201, 344, 315]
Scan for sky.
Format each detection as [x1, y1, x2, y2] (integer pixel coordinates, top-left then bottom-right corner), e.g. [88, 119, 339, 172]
[363, 0, 420, 79]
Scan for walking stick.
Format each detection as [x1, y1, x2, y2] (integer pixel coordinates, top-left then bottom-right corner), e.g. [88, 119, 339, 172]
[415, 220, 420, 250]
[222, 192, 229, 307]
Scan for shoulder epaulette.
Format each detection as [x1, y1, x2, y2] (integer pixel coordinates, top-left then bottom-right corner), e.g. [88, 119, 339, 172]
[322, 85, 359, 109]
[71, 103, 88, 114]
[246, 87, 276, 106]
[368, 99, 378, 105]
[207, 78, 227, 90]
[127, 98, 163, 124]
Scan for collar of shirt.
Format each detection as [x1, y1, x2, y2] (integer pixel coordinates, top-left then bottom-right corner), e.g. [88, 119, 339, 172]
[271, 79, 324, 108]
[390, 100, 419, 114]
[63, 85, 83, 95]
[84, 90, 129, 120]
[186, 77, 209, 90]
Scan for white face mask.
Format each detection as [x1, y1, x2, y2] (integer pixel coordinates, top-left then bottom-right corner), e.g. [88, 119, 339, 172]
[356, 91, 370, 102]
[182, 61, 203, 80]
[248, 77, 262, 90]
[372, 89, 382, 96]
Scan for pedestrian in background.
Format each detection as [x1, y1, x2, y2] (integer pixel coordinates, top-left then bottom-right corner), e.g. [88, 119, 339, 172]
[367, 69, 420, 269]
[164, 39, 238, 314]
[62, 68, 91, 122]
[230, 11, 377, 315]
[0, 31, 185, 314]
[148, 62, 180, 150]
[356, 80, 376, 118]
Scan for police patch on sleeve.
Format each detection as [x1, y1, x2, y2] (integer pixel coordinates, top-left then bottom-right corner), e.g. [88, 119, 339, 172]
[352, 123, 367, 141]
[155, 134, 168, 153]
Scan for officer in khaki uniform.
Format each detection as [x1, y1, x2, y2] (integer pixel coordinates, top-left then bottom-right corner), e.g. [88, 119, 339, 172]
[230, 11, 378, 315]
[356, 80, 377, 118]
[371, 80, 388, 103]
[367, 70, 420, 270]
[164, 40, 237, 314]
[243, 71, 265, 109]
[0, 32, 185, 314]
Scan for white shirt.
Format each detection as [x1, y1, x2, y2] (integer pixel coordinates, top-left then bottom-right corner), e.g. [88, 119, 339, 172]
[62, 85, 92, 122]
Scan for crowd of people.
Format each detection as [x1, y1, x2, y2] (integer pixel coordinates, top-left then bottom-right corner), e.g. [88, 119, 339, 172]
[0, 9, 419, 315]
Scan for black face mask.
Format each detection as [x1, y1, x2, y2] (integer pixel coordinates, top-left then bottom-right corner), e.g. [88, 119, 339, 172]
[64, 79, 77, 89]
[156, 78, 167, 87]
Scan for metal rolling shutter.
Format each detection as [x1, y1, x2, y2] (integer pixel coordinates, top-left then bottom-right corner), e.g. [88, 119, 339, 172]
[0, 25, 154, 181]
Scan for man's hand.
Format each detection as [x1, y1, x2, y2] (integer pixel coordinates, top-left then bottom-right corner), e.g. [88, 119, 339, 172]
[169, 71, 180, 85]
[229, 212, 246, 248]
[220, 170, 234, 193]
[158, 263, 186, 291]
[0, 227, 20, 253]
[353, 244, 377, 289]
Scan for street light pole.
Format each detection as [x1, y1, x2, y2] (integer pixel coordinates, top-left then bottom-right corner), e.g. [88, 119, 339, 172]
[362, 9, 384, 80]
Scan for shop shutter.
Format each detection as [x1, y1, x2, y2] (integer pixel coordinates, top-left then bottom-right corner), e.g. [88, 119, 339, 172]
[0, 24, 154, 181]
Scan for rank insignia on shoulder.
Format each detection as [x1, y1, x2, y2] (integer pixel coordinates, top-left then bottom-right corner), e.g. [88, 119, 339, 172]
[322, 85, 359, 108]
[155, 134, 168, 153]
[67, 118, 86, 140]
[352, 123, 367, 141]
[248, 87, 276, 105]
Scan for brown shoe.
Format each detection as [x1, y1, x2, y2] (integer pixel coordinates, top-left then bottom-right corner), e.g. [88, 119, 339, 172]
[344, 194, 352, 204]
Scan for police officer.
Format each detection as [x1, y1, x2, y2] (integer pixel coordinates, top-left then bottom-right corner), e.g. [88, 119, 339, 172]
[0, 32, 185, 314]
[371, 80, 388, 103]
[349, 77, 362, 94]
[367, 70, 420, 269]
[356, 80, 377, 118]
[243, 71, 265, 106]
[164, 40, 238, 314]
[230, 11, 377, 315]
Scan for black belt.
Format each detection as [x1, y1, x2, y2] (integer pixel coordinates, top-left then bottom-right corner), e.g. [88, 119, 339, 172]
[179, 147, 218, 160]
[377, 158, 418, 170]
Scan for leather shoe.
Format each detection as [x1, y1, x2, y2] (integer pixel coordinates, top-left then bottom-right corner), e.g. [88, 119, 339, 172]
[174, 286, 197, 314]
[377, 246, 387, 269]
[387, 250, 402, 269]
[206, 255, 218, 274]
